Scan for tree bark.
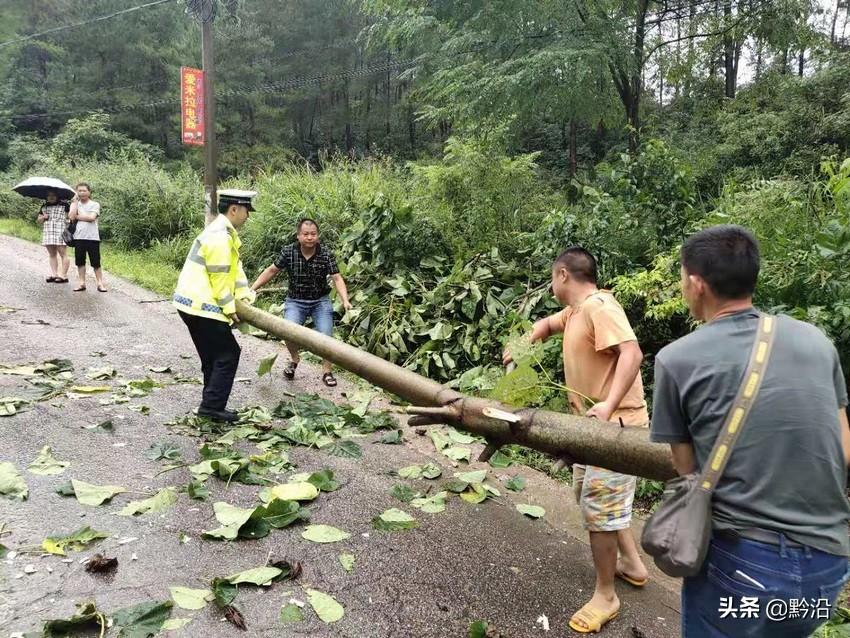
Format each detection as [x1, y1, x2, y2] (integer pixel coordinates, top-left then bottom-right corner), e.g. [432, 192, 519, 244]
[832, 0, 841, 43]
[798, 47, 805, 76]
[236, 301, 676, 481]
[723, 0, 738, 98]
[569, 119, 578, 177]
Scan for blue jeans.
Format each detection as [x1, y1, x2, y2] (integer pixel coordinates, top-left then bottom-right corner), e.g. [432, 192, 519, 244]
[682, 534, 850, 638]
[283, 296, 334, 336]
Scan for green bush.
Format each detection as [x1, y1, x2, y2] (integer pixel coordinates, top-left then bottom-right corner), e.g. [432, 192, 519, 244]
[51, 114, 162, 165]
[62, 155, 203, 249]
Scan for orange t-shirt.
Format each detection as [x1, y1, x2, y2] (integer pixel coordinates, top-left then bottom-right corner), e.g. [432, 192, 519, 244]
[548, 290, 648, 426]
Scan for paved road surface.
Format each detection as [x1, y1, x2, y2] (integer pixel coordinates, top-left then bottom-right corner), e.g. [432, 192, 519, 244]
[0, 235, 680, 637]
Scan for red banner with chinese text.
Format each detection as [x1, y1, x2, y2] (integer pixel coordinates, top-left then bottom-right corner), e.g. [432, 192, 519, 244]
[181, 67, 204, 146]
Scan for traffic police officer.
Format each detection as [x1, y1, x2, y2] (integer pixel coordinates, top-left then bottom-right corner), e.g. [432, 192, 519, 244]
[172, 189, 257, 422]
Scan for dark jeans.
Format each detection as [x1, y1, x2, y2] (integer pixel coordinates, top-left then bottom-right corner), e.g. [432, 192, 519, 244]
[178, 310, 241, 411]
[682, 533, 850, 637]
[74, 239, 101, 268]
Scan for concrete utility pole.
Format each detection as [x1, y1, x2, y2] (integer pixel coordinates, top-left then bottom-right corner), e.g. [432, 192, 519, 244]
[201, 17, 217, 225]
[235, 301, 677, 482]
[186, 0, 218, 225]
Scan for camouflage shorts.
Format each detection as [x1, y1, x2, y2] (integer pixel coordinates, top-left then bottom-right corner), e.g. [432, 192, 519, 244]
[572, 464, 637, 532]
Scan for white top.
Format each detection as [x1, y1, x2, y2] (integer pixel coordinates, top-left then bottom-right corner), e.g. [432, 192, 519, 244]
[73, 200, 101, 241]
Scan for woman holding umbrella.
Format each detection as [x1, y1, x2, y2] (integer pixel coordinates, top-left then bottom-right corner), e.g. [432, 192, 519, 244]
[36, 190, 71, 283]
[12, 177, 75, 283]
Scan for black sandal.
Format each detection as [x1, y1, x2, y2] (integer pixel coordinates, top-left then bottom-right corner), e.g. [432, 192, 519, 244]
[55, 277, 69, 283]
[283, 361, 298, 380]
[322, 372, 338, 387]
[46, 276, 57, 282]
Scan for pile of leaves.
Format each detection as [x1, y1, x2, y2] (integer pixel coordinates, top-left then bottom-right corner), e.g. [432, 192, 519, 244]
[0, 358, 74, 415]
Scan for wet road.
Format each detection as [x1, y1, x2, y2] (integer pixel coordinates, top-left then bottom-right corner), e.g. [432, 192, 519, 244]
[0, 234, 680, 637]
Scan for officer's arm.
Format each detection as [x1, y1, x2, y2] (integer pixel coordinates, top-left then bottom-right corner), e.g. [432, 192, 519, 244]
[235, 261, 256, 304]
[202, 240, 238, 318]
[251, 264, 280, 291]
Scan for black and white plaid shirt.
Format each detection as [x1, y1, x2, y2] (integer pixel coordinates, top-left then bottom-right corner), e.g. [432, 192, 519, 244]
[274, 242, 340, 300]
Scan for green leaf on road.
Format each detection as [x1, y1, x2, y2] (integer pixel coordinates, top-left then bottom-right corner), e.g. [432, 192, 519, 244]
[301, 524, 351, 543]
[307, 469, 340, 492]
[455, 470, 488, 484]
[42, 526, 109, 555]
[397, 464, 423, 479]
[339, 553, 356, 573]
[69, 385, 111, 394]
[257, 353, 278, 377]
[391, 484, 419, 503]
[515, 504, 545, 519]
[226, 566, 283, 585]
[187, 480, 209, 501]
[459, 483, 488, 504]
[372, 508, 419, 531]
[119, 488, 178, 516]
[42, 601, 104, 637]
[446, 427, 476, 445]
[468, 620, 490, 638]
[150, 366, 172, 374]
[379, 429, 403, 444]
[411, 491, 449, 514]
[111, 600, 173, 638]
[210, 578, 237, 607]
[71, 479, 125, 506]
[83, 419, 115, 432]
[442, 446, 471, 463]
[0, 462, 28, 500]
[128, 404, 150, 415]
[280, 603, 305, 624]
[306, 589, 344, 623]
[161, 618, 192, 631]
[326, 440, 362, 459]
[505, 476, 526, 492]
[27, 446, 69, 475]
[488, 450, 514, 468]
[203, 502, 256, 540]
[169, 586, 213, 611]
[0, 398, 26, 416]
[422, 463, 443, 479]
[270, 482, 320, 502]
[86, 366, 116, 380]
[251, 499, 304, 530]
[429, 429, 451, 451]
[145, 442, 182, 462]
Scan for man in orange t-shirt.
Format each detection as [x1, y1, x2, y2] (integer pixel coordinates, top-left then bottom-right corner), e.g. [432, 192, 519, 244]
[504, 246, 649, 634]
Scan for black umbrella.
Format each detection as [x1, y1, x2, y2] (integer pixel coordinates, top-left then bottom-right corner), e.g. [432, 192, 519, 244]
[12, 177, 75, 201]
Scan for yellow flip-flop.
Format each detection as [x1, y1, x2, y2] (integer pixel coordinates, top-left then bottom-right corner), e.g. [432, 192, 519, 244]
[616, 569, 649, 587]
[568, 604, 620, 633]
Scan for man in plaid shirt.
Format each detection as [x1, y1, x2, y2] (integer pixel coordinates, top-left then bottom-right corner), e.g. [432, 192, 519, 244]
[251, 218, 353, 387]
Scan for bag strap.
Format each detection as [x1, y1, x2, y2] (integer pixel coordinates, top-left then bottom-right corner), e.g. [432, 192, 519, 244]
[699, 312, 777, 492]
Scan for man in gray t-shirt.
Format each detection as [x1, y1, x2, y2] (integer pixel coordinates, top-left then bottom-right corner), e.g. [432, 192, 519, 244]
[650, 225, 850, 638]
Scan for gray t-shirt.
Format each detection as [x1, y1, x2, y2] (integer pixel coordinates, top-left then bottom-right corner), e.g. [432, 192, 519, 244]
[73, 200, 100, 241]
[651, 308, 850, 556]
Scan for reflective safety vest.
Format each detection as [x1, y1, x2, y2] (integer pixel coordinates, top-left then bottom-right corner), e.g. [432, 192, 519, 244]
[172, 214, 255, 323]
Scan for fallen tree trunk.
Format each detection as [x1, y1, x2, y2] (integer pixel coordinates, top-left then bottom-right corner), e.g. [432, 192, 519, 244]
[236, 301, 676, 481]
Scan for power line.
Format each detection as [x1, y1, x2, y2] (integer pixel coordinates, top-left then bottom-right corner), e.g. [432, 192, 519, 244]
[0, 0, 177, 49]
[0, 59, 418, 122]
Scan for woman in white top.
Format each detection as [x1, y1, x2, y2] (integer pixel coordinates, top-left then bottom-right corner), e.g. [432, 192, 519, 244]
[36, 189, 71, 283]
[69, 182, 107, 292]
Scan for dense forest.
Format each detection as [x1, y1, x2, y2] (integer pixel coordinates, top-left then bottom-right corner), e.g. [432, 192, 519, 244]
[1, 0, 850, 406]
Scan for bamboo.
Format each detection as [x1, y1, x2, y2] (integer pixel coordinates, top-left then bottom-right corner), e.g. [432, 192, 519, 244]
[236, 301, 676, 481]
